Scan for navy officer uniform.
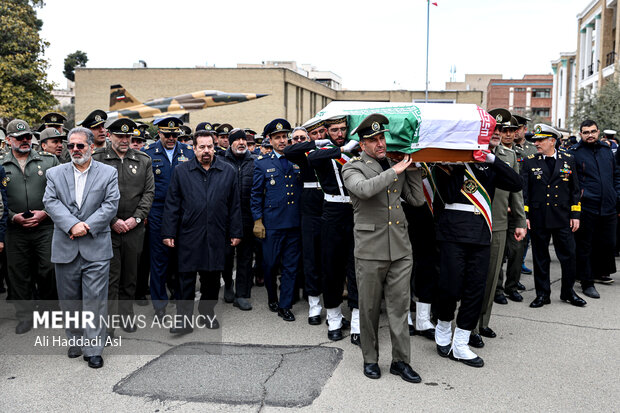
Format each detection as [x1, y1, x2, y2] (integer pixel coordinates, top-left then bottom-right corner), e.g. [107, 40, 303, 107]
[521, 124, 586, 308]
[251, 118, 302, 321]
[282, 118, 330, 325]
[142, 117, 194, 318]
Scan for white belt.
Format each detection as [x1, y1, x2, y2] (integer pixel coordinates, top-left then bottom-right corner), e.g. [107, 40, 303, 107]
[304, 182, 321, 189]
[324, 194, 351, 203]
[444, 203, 481, 215]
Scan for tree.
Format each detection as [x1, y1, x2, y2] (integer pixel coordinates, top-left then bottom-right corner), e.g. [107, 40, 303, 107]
[63, 50, 88, 82]
[568, 76, 620, 132]
[0, 0, 57, 125]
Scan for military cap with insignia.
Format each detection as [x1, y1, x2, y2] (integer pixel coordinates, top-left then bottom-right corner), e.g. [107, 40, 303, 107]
[263, 118, 291, 136]
[179, 125, 192, 136]
[261, 137, 273, 147]
[39, 127, 66, 142]
[350, 113, 390, 139]
[513, 114, 530, 126]
[41, 112, 67, 127]
[254, 135, 264, 145]
[6, 119, 36, 137]
[488, 108, 512, 127]
[78, 109, 107, 128]
[603, 129, 617, 137]
[531, 124, 562, 140]
[244, 128, 257, 136]
[302, 117, 325, 132]
[216, 123, 233, 136]
[196, 122, 215, 132]
[105, 118, 138, 135]
[154, 116, 183, 133]
[504, 116, 520, 129]
[245, 133, 255, 143]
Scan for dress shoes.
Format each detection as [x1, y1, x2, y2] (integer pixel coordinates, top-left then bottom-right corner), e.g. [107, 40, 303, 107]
[326, 317, 350, 329]
[327, 328, 343, 341]
[223, 284, 235, 303]
[436, 344, 451, 358]
[83, 355, 104, 369]
[479, 327, 496, 338]
[308, 315, 321, 325]
[278, 308, 295, 322]
[134, 295, 149, 307]
[582, 286, 600, 299]
[122, 323, 138, 333]
[389, 361, 421, 383]
[560, 291, 587, 307]
[154, 307, 166, 321]
[521, 264, 533, 274]
[15, 320, 33, 335]
[593, 275, 614, 284]
[409, 324, 435, 340]
[268, 301, 279, 312]
[449, 352, 484, 368]
[363, 363, 381, 379]
[170, 326, 194, 335]
[517, 282, 526, 291]
[350, 333, 361, 346]
[468, 333, 485, 348]
[233, 297, 252, 311]
[529, 295, 550, 308]
[493, 294, 508, 305]
[67, 346, 82, 358]
[506, 290, 523, 302]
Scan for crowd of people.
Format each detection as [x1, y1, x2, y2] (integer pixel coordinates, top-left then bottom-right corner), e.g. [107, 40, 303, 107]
[0, 107, 617, 377]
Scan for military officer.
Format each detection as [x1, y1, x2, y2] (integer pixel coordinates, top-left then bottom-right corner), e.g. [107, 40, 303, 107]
[142, 117, 194, 319]
[283, 119, 331, 325]
[215, 123, 233, 155]
[39, 112, 66, 133]
[251, 118, 302, 321]
[78, 109, 108, 149]
[2, 119, 59, 334]
[470, 110, 526, 349]
[39, 128, 69, 164]
[178, 125, 193, 145]
[521, 124, 586, 308]
[132, 123, 151, 304]
[93, 118, 154, 335]
[342, 114, 424, 383]
[307, 115, 361, 344]
[130, 125, 148, 151]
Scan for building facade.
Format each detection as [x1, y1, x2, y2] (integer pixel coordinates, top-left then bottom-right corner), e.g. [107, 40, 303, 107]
[445, 73, 502, 110]
[486, 75, 554, 123]
[551, 52, 578, 130]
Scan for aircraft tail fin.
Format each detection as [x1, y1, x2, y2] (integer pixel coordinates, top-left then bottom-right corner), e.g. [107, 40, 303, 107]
[109, 84, 140, 111]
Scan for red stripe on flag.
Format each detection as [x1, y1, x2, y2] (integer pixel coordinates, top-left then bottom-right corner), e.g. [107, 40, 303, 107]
[432, 2, 438, 5]
[476, 107, 495, 146]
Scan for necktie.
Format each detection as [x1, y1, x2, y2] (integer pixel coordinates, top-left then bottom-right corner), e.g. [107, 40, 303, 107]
[545, 156, 555, 172]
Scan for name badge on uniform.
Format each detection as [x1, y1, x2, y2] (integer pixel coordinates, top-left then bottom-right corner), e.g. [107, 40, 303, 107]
[266, 168, 276, 173]
[178, 156, 188, 162]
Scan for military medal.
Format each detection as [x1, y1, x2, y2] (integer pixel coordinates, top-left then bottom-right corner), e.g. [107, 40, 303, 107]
[270, 178, 276, 186]
[38, 170, 43, 176]
[178, 156, 188, 162]
[156, 169, 161, 175]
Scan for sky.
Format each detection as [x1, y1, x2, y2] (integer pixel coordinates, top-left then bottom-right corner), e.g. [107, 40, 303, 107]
[38, 0, 589, 92]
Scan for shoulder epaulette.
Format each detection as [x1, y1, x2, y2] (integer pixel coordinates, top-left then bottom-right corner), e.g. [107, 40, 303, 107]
[257, 155, 263, 160]
[38, 150, 55, 157]
[350, 156, 361, 162]
[185, 144, 193, 150]
[527, 154, 535, 159]
[144, 144, 150, 150]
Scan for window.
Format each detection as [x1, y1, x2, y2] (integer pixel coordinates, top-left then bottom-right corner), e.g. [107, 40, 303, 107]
[514, 88, 526, 92]
[532, 88, 551, 98]
[513, 107, 526, 113]
[533, 108, 550, 117]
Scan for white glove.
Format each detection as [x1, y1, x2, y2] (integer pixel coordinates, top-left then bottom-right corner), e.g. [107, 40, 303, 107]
[314, 139, 331, 148]
[485, 152, 496, 164]
[342, 139, 359, 152]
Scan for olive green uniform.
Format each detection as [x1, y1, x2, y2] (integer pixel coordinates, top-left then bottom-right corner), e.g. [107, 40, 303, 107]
[1, 149, 59, 321]
[342, 152, 424, 364]
[496, 140, 538, 296]
[475, 145, 525, 332]
[92, 146, 154, 323]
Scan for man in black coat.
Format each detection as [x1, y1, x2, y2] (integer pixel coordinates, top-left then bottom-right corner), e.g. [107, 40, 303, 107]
[521, 124, 586, 309]
[221, 129, 256, 310]
[162, 131, 243, 335]
[571, 120, 620, 296]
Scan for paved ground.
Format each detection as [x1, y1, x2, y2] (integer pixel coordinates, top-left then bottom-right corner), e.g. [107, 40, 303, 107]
[1, 255, 619, 412]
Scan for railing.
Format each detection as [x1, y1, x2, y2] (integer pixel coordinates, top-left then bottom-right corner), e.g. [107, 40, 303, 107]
[606, 51, 617, 67]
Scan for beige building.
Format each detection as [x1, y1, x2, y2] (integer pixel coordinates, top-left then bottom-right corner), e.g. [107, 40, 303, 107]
[551, 52, 577, 130]
[75, 67, 482, 132]
[445, 74, 502, 109]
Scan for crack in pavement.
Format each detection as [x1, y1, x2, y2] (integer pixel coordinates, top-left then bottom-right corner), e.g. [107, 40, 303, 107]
[494, 313, 620, 331]
[257, 353, 285, 413]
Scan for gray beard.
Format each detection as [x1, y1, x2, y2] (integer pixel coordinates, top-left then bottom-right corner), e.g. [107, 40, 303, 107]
[71, 151, 91, 166]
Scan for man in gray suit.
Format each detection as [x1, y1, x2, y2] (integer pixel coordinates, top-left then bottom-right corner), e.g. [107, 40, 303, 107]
[342, 114, 425, 383]
[43, 127, 120, 369]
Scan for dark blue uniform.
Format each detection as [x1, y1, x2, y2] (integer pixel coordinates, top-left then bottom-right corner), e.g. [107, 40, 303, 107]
[521, 151, 581, 299]
[142, 140, 194, 311]
[570, 141, 620, 287]
[250, 152, 302, 310]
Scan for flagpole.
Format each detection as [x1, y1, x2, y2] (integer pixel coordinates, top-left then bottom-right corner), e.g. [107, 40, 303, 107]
[425, 0, 430, 103]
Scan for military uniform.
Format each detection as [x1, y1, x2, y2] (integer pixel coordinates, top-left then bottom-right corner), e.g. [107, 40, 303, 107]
[250, 119, 302, 316]
[283, 120, 325, 323]
[142, 118, 194, 315]
[521, 124, 585, 307]
[93, 118, 155, 330]
[2, 119, 60, 328]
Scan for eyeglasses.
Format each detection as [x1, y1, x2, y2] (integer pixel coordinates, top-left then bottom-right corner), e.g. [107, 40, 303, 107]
[163, 132, 179, 139]
[291, 136, 307, 142]
[328, 127, 347, 133]
[581, 130, 598, 136]
[13, 135, 33, 141]
[67, 143, 87, 150]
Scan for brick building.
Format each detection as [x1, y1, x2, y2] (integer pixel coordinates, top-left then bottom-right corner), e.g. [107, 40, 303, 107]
[486, 75, 553, 122]
[74, 66, 482, 132]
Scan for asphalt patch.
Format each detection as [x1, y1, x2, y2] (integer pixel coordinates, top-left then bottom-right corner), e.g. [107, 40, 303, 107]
[113, 342, 343, 407]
